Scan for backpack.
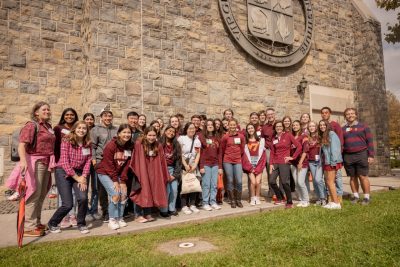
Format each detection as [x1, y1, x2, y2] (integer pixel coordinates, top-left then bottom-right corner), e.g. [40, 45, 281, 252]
[11, 121, 39, 162]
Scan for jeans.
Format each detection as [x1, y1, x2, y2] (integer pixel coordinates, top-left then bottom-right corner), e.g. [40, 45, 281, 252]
[336, 169, 343, 196]
[98, 174, 127, 220]
[88, 164, 99, 215]
[223, 163, 243, 192]
[269, 164, 292, 204]
[290, 166, 309, 202]
[160, 166, 178, 213]
[48, 168, 88, 227]
[201, 165, 218, 206]
[309, 161, 326, 199]
[56, 167, 76, 217]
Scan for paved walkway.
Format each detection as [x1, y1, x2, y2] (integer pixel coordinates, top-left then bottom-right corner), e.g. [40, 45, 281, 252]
[0, 175, 399, 248]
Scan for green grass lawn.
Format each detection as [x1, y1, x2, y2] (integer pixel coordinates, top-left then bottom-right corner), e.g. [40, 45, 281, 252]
[1, 190, 400, 267]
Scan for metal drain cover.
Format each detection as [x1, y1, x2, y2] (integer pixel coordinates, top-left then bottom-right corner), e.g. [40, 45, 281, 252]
[178, 242, 195, 248]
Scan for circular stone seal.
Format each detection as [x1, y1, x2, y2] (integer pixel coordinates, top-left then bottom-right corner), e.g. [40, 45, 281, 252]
[218, 0, 314, 68]
[178, 242, 195, 248]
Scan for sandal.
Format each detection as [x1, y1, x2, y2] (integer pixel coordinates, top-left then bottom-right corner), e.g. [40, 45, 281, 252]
[135, 216, 148, 223]
[145, 215, 155, 222]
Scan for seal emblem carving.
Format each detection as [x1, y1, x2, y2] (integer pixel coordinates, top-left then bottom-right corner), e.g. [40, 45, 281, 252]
[219, 0, 314, 67]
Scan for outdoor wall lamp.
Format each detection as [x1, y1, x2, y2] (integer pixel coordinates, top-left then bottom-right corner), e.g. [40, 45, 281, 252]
[297, 75, 308, 95]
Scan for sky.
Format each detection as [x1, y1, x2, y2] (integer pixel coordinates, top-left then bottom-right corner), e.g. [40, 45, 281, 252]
[364, 0, 400, 98]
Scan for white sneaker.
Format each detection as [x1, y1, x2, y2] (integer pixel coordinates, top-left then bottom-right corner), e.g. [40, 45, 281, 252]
[182, 206, 192, 215]
[203, 204, 212, 211]
[250, 197, 256, 206]
[118, 219, 127, 228]
[255, 197, 261, 205]
[7, 191, 20, 201]
[211, 203, 221, 210]
[296, 201, 305, 207]
[323, 202, 341, 210]
[108, 219, 120, 230]
[302, 201, 310, 207]
[189, 205, 200, 213]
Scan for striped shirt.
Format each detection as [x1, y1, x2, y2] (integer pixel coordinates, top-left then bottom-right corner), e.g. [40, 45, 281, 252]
[59, 139, 92, 178]
[342, 121, 374, 157]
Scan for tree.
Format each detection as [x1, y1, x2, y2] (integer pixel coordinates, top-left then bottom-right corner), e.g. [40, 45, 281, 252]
[376, 0, 400, 44]
[387, 91, 400, 156]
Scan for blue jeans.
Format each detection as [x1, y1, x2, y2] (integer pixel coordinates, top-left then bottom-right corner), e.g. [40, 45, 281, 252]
[290, 166, 309, 202]
[335, 169, 343, 196]
[202, 165, 218, 205]
[309, 161, 326, 199]
[56, 167, 76, 216]
[98, 174, 127, 220]
[160, 166, 178, 213]
[223, 163, 243, 192]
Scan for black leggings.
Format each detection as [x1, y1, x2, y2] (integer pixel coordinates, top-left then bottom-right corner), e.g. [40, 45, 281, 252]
[268, 164, 292, 204]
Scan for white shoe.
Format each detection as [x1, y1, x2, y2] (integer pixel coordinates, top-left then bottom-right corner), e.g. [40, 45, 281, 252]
[302, 201, 310, 207]
[189, 205, 200, 213]
[296, 201, 305, 207]
[7, 191, 20, 201]
[203, 204, 212, 211]
[323, 202, 341, 210]
[182, 206, 192, 215]
[118, 219, 128, 227]
[211, 203, 221, 210]
[255, 197, 261, 205]
[250, 197, 256, 206]
[108, 219, 120, 230]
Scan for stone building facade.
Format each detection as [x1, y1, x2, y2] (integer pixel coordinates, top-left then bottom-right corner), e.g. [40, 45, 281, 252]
[0, 0, 390, 182]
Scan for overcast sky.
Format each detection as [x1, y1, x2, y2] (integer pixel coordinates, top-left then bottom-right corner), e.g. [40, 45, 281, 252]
[364, 0, 400, 98]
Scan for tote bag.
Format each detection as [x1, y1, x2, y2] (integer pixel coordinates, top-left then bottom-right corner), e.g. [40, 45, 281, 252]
[181, 171, 202, 194]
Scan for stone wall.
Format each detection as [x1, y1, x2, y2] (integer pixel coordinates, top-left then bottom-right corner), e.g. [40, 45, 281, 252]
[0, 0, 390, 182]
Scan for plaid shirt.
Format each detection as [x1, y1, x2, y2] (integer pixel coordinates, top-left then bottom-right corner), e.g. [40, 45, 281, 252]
[58, 139, 92, 178]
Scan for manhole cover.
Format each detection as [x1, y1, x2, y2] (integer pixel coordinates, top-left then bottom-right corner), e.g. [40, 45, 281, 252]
[158, 238, 217, 255]
[179, 242, 195, 248]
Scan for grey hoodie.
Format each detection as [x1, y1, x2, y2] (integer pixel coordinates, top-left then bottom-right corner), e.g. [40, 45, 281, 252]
[90, 124, 118, 161]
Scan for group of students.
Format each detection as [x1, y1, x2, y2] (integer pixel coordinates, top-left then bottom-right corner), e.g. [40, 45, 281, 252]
[7, 101, 375, 237]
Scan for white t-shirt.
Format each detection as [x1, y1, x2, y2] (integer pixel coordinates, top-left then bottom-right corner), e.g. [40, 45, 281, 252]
[178, 135, 201, 166]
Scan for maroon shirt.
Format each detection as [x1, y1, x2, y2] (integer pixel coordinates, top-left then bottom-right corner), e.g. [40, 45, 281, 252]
[54, 124, 71, 163]
[199, 134, 222, 169]
[270, 132, 301, 165]
[261, 123, 274, 149]
[163, 143, 174, 166]
[247, 140, 260, 157]
[95, 138, 132, 184]
[291, 134, 309, 168]
[330, 120, 344, 149]
[19, 121, 55, 156]
[308, 136, 321, 162]
[221, 132, 245, 164]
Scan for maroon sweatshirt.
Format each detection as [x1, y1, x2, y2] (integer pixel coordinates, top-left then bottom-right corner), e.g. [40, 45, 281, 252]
[290, 134, 309, 168]
[270, 132, 301, 165]
[95, 137, 132, 184]
[261, 123, 274, 149]
[198, 134, 222, 169]
[307, 135, 321, 162]
[221, 132, 246, 164]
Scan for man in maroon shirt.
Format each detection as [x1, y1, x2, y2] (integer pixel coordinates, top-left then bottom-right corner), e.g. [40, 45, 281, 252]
[191, 115, 202, 134]
[321, 107, 343, 202]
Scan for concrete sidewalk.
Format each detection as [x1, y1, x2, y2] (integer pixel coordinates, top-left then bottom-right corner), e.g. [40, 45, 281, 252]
[0, 175, 399, 248]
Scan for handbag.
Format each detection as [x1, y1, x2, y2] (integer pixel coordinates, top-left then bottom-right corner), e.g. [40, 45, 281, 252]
[181, 171, 202, 194]
[184, 137, 195, 165]
[217, 173, 224, 190]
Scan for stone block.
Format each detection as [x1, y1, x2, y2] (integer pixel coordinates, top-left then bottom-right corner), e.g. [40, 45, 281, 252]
[41, 31, 69, 43]
[4, 80, 18, 89]
[98, 33, 118, 48]
[108, 69, 128, 80]
[143, 90, 159, 105]
[163, 75, 185, 89]
[174, 17, 191, 29]
[98, 88, 116, 101]
[126, 81, 141, 96]
[41, 20, 56, 31]
[20, 81, 39, 94]
[143, 17, 161, 29]
[160, 95, 171, 106]
[119, 59, 139, 71]
[3, 0, 19, 9]
[209, 81, 230, 105]
[143, 36, 161, 49]
[9, 49, 26, 67]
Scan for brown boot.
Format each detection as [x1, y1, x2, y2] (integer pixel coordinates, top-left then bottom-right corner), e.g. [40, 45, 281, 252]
[235, 190, 243, 208]
[228, 191, 236, 208]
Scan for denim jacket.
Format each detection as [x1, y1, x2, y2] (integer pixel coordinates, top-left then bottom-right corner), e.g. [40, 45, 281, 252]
[321, 131, 343, 166]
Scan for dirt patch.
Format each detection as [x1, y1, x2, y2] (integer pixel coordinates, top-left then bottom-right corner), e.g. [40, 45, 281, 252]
[157, 238, 217, 256]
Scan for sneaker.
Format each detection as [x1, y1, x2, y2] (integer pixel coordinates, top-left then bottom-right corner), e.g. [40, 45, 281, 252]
[274, 199, 284, 205]
[168, 210, 179, 216]
[102, 213, 109, 223]
[211, 203, 221, 210]
[250, 197, 256, 206]
[323, 202, 341, 210]
[297, 201, 310, 208]
[255, 197, 261, 205]
[182, 206, 192, 215]
[37, 224, 49, 231]
[189, 205, 200, 213]
[159, 212, 171, 219]
[48, 224, 61, 234]
[203, 204, 212, 211]
[24, 228, 45, 237]
[69, 215, 78, 227]
[78, 225, 90, 234]
[7, 191, 20, 201]
[361, 198, 370, 206]
[351, 197, 360, 205]
[108, 219, 120, 230]
[285, 203, 294, 209]
[118, 219, 128, 227]
[60, 216, 71, 229]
